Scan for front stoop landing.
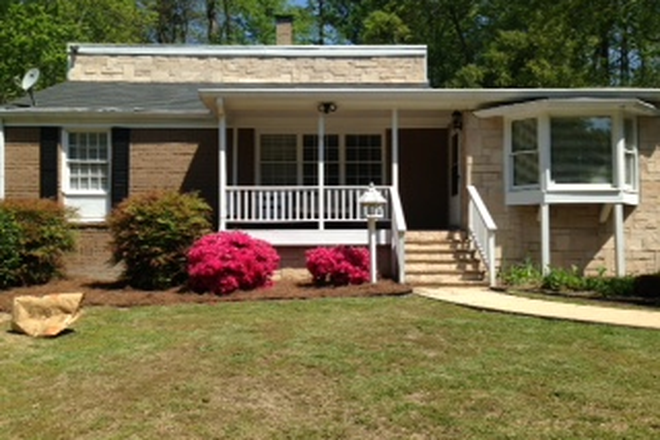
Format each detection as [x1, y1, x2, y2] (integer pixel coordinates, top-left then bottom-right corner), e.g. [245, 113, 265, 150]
[405, 230, 487, 288]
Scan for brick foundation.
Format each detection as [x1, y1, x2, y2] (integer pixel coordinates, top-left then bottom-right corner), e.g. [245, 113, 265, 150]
[64, 225, 120, 281]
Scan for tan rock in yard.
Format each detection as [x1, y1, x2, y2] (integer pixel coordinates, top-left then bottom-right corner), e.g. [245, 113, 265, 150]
[11, 293, 85, 337]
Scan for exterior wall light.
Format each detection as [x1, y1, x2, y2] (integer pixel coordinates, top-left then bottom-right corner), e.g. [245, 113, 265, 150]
[359, 183, 387, 284]
[318, 102, 337, 114]
[452, 110, 463, 131]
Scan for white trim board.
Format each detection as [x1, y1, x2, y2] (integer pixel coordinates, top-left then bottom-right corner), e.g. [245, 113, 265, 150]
[69, 44, 428, 59]
[239, 229, 390, 246]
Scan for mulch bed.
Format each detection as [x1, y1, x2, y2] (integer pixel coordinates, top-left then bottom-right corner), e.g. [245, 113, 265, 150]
[0, 277, 413, 313]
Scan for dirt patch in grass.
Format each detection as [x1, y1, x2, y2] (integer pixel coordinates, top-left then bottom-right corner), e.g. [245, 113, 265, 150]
[0, 277, 412, 313]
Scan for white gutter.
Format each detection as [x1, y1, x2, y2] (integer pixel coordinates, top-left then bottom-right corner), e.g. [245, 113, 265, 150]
[0, 119, 4, 199]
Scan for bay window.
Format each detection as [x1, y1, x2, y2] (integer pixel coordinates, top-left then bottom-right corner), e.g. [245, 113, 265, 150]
[496, 99, 647, 205]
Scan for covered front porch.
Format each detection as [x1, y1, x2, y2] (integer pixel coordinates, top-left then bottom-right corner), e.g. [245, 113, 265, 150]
[198, 87, 466, 282]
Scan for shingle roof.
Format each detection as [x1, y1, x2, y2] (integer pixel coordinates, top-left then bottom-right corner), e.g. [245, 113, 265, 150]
[4, 81, 429, 113]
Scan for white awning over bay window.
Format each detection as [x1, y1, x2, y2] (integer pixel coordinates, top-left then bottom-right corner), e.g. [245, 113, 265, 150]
[475, 98, 658, 206]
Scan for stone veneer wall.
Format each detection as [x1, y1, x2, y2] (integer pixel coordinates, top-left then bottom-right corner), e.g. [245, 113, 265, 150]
[4, 128, 41, 199]
[464, 113, 660, 276]
[68, 54, 426, 84]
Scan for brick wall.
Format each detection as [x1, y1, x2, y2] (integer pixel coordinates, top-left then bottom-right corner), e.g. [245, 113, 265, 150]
[68, 54, 427, 84]
[4, 128, 41, 199]
[64, 225, 120, 281]
[275, 245, 392, 281]
[130, 128, 219, 215]
[464, 113, 659, 276]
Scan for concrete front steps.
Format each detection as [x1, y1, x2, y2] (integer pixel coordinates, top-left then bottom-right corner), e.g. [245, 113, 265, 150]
[405, 230, 487, 288]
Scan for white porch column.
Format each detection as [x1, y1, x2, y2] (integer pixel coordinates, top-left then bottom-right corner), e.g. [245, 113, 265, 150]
[540, 203, 550, 274]
[318, 112, 325, 230]
[232, 126, 238, 186]
[0, 120, 5, 200]
[614, 203, 626, 276]
[217, 99, 227, 231]
[391, 109, 399, 190]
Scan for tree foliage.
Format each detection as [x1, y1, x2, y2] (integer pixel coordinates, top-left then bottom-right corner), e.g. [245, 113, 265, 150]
[1, 0, 660, 103]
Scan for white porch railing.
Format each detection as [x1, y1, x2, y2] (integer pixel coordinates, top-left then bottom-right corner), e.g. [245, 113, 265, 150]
[226, 186, 391, 223]
[467, 185, 498, 287]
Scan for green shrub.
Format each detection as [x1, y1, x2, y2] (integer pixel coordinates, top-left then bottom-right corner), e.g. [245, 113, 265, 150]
[0, 199, 75, 286]
[0, 209, 22, 288]
[108, 191, 212, 290]
[633, 274, 660, 299]
[499, 258, 543, 288]
[596, 276, 635, 297]
[542, 266, 587, 292]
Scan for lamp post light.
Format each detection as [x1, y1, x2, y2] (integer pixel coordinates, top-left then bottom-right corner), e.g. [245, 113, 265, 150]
[359, 183, 387, 284]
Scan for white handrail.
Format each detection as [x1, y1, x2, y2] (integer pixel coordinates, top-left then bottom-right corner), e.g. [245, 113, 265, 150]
[389, 187, 407, 283]
[467, 185, 498, 287]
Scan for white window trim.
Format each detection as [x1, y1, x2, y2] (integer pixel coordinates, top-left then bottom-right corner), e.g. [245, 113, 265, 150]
[504, 109, 639, 202]
[255, 129, 386, 186]
[503, 112, 640, 206]
[61, 128, 112, 222]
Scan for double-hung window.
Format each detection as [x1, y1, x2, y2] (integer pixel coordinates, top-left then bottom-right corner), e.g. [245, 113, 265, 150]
[511, 119, 539, 187]
[259, 133, 384, 186]
[623, 118, 638, 190]
[63, 130, 111, 221]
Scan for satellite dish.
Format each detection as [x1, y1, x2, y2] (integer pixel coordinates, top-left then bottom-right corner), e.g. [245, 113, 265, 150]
[21, 68, 40, 106]
[21, 68, 40, 91]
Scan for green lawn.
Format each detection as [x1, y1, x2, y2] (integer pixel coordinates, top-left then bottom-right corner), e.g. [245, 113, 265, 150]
[1, 296, 659, 439]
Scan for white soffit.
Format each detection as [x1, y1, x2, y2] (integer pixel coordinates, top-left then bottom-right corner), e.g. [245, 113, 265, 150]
[474, 98, 659, 118]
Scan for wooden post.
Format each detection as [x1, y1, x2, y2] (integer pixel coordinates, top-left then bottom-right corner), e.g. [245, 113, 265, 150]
[318, 113, 325, 230]
[391, 108, 399, 190]
[540, 203, 550, 275]
[217, 99, 227, 231]
[614, 203, 626, 276]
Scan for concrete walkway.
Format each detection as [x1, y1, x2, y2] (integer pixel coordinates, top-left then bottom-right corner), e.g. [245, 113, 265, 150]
[416, 287, 660, 330]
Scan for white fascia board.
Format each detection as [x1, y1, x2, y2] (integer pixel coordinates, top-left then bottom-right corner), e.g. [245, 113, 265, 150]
[0, 110, 216, 128]
[68, 43, 428, 59]
[475, 98, 659, 118]
[243, 229, 390, 246]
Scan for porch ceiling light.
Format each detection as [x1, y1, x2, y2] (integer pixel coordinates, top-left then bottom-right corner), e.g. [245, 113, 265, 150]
[318, 102, 337, 114]
[452, 110, 463, 131]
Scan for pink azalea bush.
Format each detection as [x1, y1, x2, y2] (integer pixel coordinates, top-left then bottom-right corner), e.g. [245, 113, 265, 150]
[187, 231, 280, 295]
[306, 246, 370, 286]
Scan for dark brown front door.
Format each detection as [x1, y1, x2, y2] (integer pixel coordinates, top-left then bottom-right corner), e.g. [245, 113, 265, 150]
[399, 128, 449, 230]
